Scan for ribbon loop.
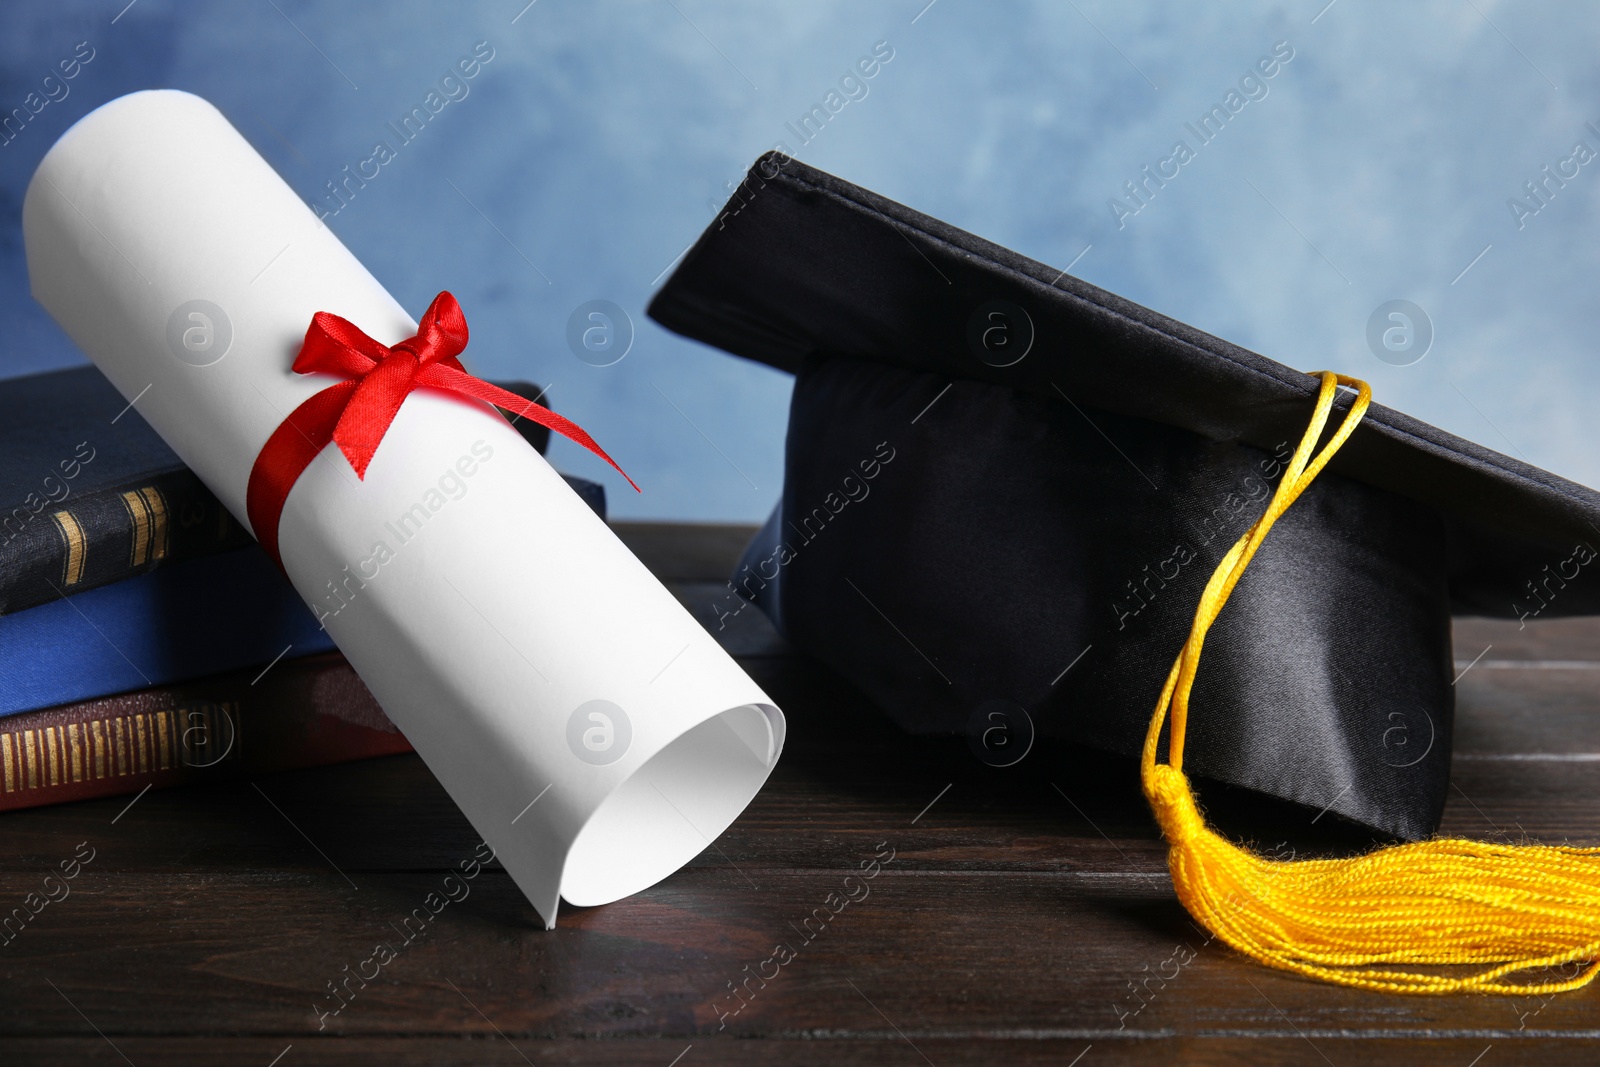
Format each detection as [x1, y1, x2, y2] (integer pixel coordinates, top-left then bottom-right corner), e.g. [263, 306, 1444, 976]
[401, 289, 469, 367]
[247, 290, 636, 567]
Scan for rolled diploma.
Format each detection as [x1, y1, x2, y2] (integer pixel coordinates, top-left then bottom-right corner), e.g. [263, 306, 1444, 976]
[23, 89, 784, 927]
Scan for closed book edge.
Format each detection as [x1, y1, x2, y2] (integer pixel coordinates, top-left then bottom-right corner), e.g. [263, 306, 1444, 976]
[0, 651, 410, 813]
[0, 466, 252, 616]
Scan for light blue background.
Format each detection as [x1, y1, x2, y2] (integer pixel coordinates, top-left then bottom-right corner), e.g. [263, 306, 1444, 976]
[2, 1, 1596, 519]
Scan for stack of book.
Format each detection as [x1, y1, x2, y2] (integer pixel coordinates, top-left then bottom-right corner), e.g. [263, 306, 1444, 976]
[0, 366, 605, 811]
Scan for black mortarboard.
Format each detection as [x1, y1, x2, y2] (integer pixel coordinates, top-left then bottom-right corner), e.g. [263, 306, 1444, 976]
[649, 153, 1600, 845]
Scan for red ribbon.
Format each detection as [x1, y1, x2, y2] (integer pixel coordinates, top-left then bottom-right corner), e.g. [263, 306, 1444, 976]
[246, 291, 636, 566]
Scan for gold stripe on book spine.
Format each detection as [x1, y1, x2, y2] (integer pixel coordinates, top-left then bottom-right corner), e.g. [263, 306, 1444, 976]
[133, 714, 149, 773]
[51, 509, 88, 586]
[68, 724, 83, 783]
[24, 730, 38, 789]
[44, 727, 59, 786]
[138, 486, 169, 561]
[1, 734, 12, 793]
[155, 710, 171, 770]
[92, 720, 106, 779]
[113, 718, 128, 776]
[121, 490, 152, 567]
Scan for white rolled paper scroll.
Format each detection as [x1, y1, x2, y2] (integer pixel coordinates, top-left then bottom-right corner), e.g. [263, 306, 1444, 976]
[23, 90, 784, 926]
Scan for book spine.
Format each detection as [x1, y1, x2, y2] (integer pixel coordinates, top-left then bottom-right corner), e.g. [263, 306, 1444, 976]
[0, 468, 252, 617]
[0, 652, 410, 812]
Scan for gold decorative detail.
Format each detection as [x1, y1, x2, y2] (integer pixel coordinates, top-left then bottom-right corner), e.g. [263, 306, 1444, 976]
[52, 510, 87, 586]
[68, 723, 83, 783]
[138, 486, 169, 561]
[155, 710, 171, 770]
[44, 727, 59, 787]
[133, 714, 149, 772]
[122, 490, 152, 567]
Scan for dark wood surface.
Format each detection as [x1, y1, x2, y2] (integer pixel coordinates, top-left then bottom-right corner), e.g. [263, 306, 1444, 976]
[1, 521, 1597, 1065]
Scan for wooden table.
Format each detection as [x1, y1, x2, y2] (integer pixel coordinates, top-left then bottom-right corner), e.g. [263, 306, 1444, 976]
[1, 522, 1596, 1065]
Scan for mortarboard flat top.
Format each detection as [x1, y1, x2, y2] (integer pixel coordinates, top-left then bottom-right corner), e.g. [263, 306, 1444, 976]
[650, 153, 1600, 842]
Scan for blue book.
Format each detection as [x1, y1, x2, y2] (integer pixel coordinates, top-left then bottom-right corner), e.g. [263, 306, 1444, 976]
[0, 546, 335, 717]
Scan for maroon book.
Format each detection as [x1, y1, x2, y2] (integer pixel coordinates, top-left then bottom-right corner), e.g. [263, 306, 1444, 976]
[0, 651, 411, 811]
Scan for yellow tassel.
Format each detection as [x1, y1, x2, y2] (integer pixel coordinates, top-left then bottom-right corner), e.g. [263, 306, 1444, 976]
[1141, 370, 1600, 995]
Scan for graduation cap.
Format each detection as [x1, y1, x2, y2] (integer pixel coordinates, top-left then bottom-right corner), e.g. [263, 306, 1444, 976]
[651, 153, 1600, 994]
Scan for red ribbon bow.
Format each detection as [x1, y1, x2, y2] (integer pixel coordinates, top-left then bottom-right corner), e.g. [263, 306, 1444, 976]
[246, 291, 636, 566]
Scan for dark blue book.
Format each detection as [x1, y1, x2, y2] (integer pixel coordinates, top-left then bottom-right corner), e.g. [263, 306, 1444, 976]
[0, 546, 336, 717]
[0, 366, 252, 616]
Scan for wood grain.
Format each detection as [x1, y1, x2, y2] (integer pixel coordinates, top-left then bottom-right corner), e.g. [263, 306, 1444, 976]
[0, 522, 1594, 1064]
